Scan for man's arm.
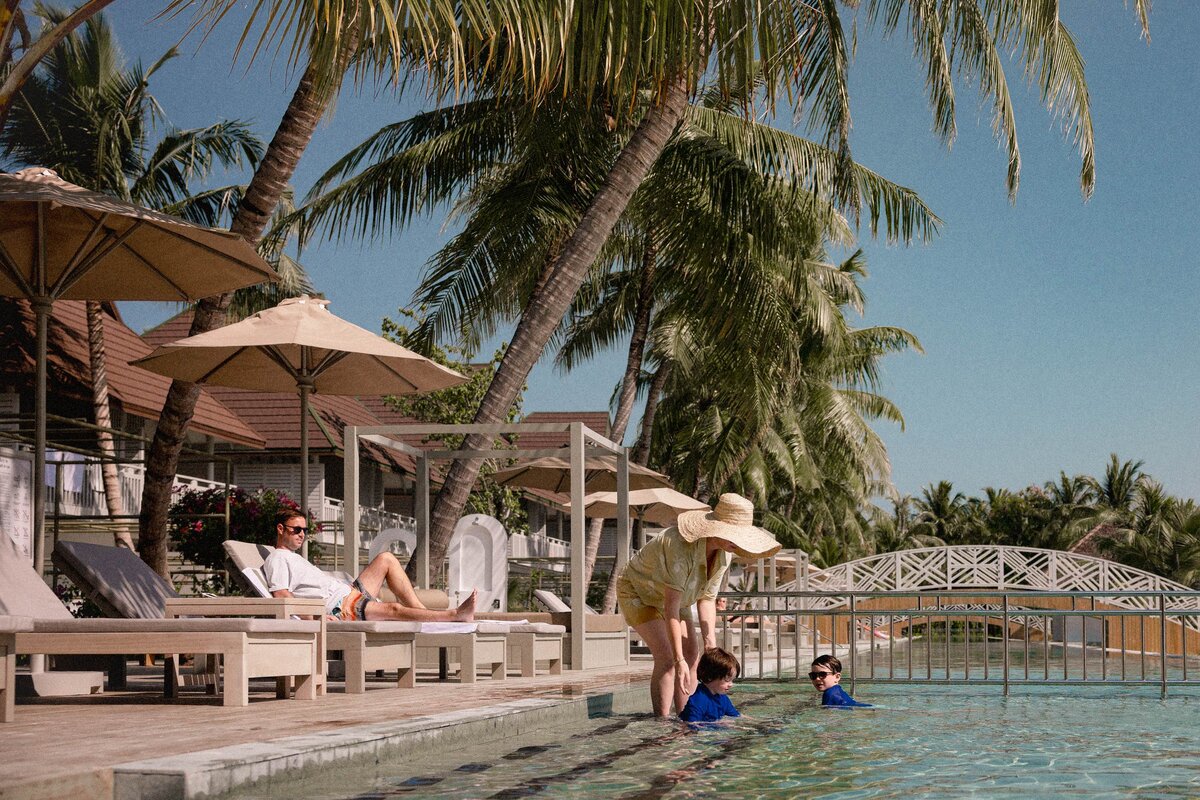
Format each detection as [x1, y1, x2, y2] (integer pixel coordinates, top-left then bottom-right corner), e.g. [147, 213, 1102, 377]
[271, 588, 295, 598]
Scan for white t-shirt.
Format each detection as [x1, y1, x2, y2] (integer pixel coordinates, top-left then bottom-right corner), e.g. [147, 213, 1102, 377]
[262, 548, 351, 615]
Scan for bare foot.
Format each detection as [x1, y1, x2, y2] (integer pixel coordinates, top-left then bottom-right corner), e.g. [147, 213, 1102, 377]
[453, 589, 477, 622]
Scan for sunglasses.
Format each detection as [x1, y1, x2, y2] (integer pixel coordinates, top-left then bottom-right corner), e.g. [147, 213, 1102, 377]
[282, 524, 309, 534]
[808, 671, 835, 680]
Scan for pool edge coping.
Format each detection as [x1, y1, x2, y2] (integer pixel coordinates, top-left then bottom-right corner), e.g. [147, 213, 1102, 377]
[109, 681, 649, 800]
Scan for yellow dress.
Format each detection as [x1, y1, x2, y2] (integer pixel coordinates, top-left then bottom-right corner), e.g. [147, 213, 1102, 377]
[616, 526, 731, 626]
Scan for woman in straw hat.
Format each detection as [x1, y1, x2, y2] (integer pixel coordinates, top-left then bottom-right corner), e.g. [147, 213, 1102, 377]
[616, 493, 781, 716]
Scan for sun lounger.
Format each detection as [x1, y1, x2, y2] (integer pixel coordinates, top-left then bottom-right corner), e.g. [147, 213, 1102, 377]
[478, 611, 629, 670]
[497, 589, 629, 670]
[533, 588, 597, 615]
[222, 541, 564, 683]
[0, 615, 33, 722]
[1, 536, 321, 710]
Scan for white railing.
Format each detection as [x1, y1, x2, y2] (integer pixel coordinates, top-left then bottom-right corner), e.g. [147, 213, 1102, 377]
[508, 530, 571, 572]
[44, 460, 229, 518]
[316, 497, 417, 549]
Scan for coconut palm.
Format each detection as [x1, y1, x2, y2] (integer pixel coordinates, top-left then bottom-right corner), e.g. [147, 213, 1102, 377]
[295, 74, 935, 576]
[912, 481, 968, 544]
[0, 8, 262, 545]
[1100, 483, 1200, 588]
[1086, 454, 1146, 513]
[140, 0, 1150, 574]
[409, 0, 1146, 566]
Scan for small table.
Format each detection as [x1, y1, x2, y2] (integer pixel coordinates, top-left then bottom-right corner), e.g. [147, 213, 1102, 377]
[163, 597, 327, 696]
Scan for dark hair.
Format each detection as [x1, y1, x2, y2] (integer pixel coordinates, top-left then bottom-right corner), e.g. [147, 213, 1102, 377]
[812, 654, 842, 674]
[275, 509, 305, 529]
[697, 647, 740, 683]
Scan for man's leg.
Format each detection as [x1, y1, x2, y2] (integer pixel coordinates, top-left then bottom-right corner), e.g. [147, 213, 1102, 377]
[355, 552, 427, 607]
[363, 592, 477, 622]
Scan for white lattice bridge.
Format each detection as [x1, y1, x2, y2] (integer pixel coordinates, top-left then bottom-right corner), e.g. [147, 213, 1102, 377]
[796, 545, 1200, 620]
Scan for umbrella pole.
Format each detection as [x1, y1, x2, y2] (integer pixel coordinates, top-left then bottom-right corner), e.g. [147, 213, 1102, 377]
[32, 297, 51, 575]
[299, 379, 312, 558]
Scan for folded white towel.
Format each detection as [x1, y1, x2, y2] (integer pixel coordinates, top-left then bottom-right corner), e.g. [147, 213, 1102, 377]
[417, 622, 479, 634]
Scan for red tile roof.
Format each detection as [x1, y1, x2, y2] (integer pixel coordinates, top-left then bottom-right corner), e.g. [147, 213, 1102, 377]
[515, 411, 612, 451]
[139, 308, 195, 347]
[202, 387, 422, 473]
[0, 299, 265, 447]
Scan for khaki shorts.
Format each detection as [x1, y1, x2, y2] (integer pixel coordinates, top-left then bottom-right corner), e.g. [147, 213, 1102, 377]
[617, 585, 695, 628]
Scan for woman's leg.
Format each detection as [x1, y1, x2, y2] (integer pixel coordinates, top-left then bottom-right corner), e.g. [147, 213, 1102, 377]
[633, 617, 679, 717]
[679, 618, 701, 710]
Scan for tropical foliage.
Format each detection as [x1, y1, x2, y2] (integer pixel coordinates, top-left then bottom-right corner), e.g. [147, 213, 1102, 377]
[380, 306, 528, 530]
[168, 485, 312, 576]
[827, 455, 1200, 588]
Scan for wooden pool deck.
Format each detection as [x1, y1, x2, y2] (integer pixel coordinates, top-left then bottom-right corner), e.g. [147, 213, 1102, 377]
[0, 660, 655, 800]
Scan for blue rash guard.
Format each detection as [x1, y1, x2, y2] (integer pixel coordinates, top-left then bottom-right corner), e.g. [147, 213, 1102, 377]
[822, 684, 871, 707]
[680, 683, 741, 723]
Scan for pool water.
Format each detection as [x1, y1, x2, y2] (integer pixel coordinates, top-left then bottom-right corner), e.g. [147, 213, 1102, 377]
[231, 683, 1200, 799]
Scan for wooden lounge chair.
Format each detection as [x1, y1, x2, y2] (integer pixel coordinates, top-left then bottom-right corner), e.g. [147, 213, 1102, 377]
[222, 540, 564, 683]
[0, 537, 321, 710]
[493, 589, 629, 670]
[0, 615, 33, 722]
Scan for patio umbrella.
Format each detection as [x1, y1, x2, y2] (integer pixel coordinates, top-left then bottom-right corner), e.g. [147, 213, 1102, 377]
[0, 167, 278, 571]
[132, 295, 467, 515]
[574, 486, 709, 526]
[493, 454, 672, 493]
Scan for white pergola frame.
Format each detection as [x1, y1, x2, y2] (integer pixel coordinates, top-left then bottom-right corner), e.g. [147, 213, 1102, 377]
[343, 421, 630, 670]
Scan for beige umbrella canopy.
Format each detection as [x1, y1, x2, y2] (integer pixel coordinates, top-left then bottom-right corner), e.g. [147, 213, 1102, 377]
[0, 167, 278, 570]
[493, 455, 672, 494]
[573, 487, 709, 526]
[0, 168, 275, 300]
[133, 295, 467, 513]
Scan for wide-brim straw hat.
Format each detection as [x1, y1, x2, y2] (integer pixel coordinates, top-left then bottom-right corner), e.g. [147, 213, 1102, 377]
[676, 493, 781, 559]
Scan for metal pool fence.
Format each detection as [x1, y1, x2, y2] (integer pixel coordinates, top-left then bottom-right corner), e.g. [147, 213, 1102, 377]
[717, 590, 1200, 697]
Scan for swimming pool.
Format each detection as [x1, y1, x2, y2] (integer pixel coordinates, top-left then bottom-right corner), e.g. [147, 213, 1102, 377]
[226, 682, 1200, 799]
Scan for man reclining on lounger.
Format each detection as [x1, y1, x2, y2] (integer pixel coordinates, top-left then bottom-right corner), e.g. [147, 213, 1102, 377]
[264, 510, 476, 622]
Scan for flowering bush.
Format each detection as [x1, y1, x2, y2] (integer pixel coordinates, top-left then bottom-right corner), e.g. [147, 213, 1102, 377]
[169, 486, 315, 572]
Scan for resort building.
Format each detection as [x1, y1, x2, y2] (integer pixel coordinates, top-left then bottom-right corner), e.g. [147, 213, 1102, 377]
[0, 300, 590, 573]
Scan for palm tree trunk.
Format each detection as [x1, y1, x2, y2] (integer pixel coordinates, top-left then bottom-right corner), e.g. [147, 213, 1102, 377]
[86, 301, 131, 547]
[631, 362, 670, 465]
[610, 239, 656, 440]
[598, 241, 657, 612]
[137, 52, 349, 576]
[0, 0, 116, 132]
[420, 77, 691, 572]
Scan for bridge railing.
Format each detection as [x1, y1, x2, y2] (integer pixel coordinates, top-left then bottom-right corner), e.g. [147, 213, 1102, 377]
[718, 590, 1200, 696]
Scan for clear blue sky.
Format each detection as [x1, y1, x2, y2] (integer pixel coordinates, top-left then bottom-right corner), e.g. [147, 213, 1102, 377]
[104, 4, 1199, 502]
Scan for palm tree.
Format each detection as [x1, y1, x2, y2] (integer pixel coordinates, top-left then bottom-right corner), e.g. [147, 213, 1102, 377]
[912, 481, 968, 544]
[1100, 483, 1200, 588]
[295, 75, 936, 576]
[412, 0, 1146, 566]
[140, 0, 1150, 574]
[1086, 454, 1146, 513]
[0, 8, 262, 546]
[0, 0, 121, 132]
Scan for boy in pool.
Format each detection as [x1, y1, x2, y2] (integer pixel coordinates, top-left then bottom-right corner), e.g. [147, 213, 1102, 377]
[810, 654, 872, 707]
[679, 647, 742, 723]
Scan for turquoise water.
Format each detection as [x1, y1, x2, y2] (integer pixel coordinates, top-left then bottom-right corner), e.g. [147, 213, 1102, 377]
[231, 683, 1200, 799]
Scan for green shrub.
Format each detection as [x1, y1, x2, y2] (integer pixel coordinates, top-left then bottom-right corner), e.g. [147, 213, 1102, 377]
[169, 486, 316, 572]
